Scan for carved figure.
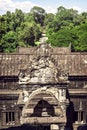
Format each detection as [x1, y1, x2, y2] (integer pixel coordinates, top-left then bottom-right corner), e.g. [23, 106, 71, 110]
[18, 70, 30, 84]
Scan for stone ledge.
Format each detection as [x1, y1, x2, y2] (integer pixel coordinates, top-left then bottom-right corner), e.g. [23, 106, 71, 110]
[20, 117, 66, 124]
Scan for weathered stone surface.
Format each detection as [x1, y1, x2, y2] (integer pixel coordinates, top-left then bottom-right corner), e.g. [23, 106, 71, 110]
[20, 117, 66, 124]
[0, 44, 87, 76]
[18, 43, 69, 84]
[0, 43, 87, 130]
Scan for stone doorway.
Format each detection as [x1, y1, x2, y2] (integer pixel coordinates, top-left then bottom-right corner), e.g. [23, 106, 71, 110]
[30, 99, 55, 117]
[20, 87, 68, 126]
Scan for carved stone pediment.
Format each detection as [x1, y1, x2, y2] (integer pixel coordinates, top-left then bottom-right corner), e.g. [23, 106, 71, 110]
[18, 43, 69, 84]
[18, 57, 58, 84]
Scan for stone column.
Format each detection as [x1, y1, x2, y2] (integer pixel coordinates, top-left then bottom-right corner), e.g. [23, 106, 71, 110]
[15, 111, 19, 125]
[0, 112, 2, 127]
[83, 111, 86, 123]
[78, 111, 81, 122]
[2, 112, 6, 126]
[50, 124, 59, 130]
[60, 124, 66, 130]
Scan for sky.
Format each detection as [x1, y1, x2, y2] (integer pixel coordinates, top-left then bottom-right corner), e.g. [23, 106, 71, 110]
[0, 0, 87, 15]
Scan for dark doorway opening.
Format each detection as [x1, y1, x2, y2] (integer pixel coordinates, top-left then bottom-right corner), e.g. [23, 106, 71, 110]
[74, 111, 78, 122]
[30, 99, 55, 117]
[34, 124, 50, 130]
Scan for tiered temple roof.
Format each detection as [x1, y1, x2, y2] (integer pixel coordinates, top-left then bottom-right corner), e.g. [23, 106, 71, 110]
[0, 45, 87, 76]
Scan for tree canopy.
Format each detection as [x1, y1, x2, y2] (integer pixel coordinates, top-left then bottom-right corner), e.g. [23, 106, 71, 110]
[0, 6, 87, 52]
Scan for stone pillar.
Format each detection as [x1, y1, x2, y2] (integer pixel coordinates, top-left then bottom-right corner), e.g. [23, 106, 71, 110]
[78, 111, 81, 122]
[83, 111, 86, 123]
[60, 124, 65, 130]
[50, 124, 59, 130]
[0, 112, 2, 127]
[15, 111, 19, 125]
[2, 112, 6, 126]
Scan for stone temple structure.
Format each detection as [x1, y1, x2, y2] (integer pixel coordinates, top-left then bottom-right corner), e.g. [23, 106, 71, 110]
[0, 43, 87, 130]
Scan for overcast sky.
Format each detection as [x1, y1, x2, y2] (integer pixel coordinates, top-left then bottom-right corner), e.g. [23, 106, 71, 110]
[0, 0, 87, 15]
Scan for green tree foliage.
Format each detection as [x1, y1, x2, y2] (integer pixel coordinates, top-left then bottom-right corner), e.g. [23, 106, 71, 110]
[11, 9, 24, 31]
[0, 9, 42, 52]
[18, 22, 42, 46]
[47, 27, 76, 47]
[72, 23, 87, 51]
[46, 19, 61, 32]
[0, 6, 87, 52]
[1, 31, 18, 52]
[30, 6, 46, 26]
[0, 15, 7, 39]
[81, 12, 87, 22]
[56, 6, 79, 24]
[24, 12, 35, 23]
[44, 13, 54, 26]
[46, 6, 87, 51]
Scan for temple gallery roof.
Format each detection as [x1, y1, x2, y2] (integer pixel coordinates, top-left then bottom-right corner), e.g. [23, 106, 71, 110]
[0, 43, 87, 76]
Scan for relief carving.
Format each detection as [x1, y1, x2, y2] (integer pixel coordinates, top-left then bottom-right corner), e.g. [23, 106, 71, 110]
[18, 43, 69, 84]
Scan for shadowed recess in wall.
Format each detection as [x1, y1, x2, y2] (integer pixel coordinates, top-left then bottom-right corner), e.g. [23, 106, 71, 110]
[30, 100, 55, 117]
